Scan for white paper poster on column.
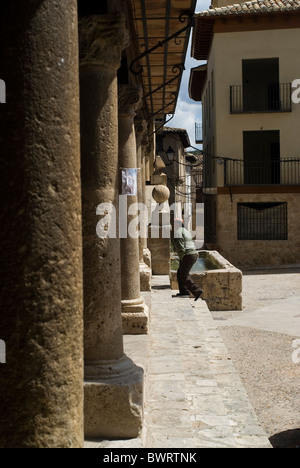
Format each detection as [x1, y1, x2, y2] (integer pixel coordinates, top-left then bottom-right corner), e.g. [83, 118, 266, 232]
[121, 168, 138, 196]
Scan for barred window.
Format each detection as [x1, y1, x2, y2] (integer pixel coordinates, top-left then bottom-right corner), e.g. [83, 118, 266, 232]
[238, 202, 288, 241]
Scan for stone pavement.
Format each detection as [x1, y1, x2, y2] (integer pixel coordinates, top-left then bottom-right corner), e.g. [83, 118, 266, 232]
[215, 294, 300, 338]
[85, 275, 272, 449]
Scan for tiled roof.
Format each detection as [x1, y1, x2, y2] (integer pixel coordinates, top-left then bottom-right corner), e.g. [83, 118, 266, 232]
[162, 127, 191, 148]
[196, 0, 300, 17]
[163, 127, 188, 133]
[192, 0, 300, 60]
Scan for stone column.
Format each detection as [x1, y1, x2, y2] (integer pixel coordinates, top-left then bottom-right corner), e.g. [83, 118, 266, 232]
[135, 118, 152, 291]
[119, 85, 149, 334]
[148, 185, 172, 275]
[142, 142, 153, 270]
[0, 1, 83, 448]
[79, 14, 143, 438]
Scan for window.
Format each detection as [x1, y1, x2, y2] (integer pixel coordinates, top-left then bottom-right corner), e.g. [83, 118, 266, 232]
[237, 202, 288, 240]
[242, 58, 279, 112]
[230, 57, 291, 113]
[243, 130, 280, 185]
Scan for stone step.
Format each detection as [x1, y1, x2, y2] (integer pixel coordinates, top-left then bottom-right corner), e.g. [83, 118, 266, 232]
[85, 275, 272, 448]
[143, 276, 271, 448]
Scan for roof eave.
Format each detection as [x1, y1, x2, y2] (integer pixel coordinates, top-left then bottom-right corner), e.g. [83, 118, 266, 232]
[191, 3, 300, 60]
[188, 65, 207, 101]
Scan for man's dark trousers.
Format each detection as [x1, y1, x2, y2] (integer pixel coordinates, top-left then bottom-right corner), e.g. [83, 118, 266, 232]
[177, 253, 202, 297]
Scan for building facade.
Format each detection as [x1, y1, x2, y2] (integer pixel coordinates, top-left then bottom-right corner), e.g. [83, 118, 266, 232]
[189, 0, 300, 267]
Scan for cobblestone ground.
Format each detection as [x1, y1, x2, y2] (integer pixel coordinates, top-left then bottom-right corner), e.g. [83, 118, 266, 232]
[211, 267, 300, 448]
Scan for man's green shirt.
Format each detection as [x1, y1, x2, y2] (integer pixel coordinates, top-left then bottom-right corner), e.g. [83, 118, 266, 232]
[173, 227, 197, 261]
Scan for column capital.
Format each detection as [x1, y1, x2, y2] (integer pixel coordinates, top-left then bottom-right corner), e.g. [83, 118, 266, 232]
[79, 13, 129, 70]
[135, 117, 148, 147]
[135, 117, 148, 136]
[118, 85, 143, 117]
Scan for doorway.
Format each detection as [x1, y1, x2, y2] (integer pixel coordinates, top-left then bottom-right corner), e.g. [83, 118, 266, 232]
[243, 130, 280, 185]
[242, 58, 280, 112]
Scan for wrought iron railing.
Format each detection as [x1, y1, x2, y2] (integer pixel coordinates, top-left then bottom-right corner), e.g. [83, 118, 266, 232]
[230, 83, 292, 113]
[224, 158, 300, 186]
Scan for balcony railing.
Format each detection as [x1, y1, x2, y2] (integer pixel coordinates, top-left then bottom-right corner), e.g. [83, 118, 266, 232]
[224, 158, 300, 186]
[230, 83, 292, 113]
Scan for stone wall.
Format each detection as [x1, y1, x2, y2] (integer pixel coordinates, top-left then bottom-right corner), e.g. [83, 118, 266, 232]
[215, 192, 300, 268]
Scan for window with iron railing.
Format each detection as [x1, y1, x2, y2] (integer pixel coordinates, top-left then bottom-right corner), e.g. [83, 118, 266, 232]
[237, 202, 288, 241]
[224, 158, 300, 186]
[230, 83, 292, 113]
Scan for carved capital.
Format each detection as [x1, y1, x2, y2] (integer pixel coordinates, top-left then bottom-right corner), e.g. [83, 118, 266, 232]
[135, 118, 147, 135]
[79, 14, 130, 70]
[118, 85, 143, 117]
[135, 118, 149, 148]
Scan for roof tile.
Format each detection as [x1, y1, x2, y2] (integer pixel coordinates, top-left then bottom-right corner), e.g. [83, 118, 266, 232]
[196, 0, 300, 17]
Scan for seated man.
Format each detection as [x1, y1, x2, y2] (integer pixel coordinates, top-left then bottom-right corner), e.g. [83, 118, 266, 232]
[172, 218, 203, 301]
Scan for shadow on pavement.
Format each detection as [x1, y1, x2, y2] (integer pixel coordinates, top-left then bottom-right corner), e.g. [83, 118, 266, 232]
[269, 428, 300, 448]
[242, 267, 300, 276]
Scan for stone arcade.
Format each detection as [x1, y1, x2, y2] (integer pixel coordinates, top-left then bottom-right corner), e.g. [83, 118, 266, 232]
[0, 0, 196, 448]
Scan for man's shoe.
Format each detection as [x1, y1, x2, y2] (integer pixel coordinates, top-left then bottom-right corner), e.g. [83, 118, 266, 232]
[176, 293, 190, 297]
[194, 290, 204, 302]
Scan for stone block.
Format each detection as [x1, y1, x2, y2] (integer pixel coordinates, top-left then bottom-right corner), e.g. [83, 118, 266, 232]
[140, 263, 151, 291]
[122, 297, 149, 334]
[122, 309, 149, 335]
[148, 234, 170, 275]
[84, 356, 144, 439]
[143, 248, 152, 268]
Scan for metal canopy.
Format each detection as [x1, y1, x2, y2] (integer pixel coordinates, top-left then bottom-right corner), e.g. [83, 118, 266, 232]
[130, 0, 196, 119]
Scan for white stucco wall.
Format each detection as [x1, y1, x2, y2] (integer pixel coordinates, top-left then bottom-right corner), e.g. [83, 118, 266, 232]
[202, 27, 300, 187]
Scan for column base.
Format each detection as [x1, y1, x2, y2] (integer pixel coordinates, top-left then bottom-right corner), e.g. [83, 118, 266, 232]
[140, 261, 151, 292]
[122, 297, 148, 335]
[84, 354, 144, 439]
